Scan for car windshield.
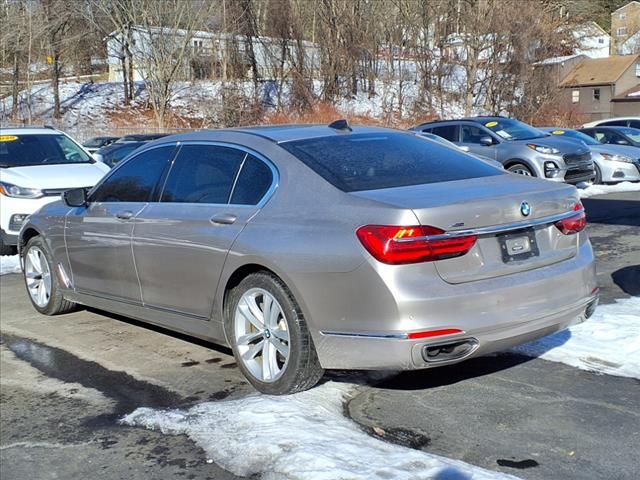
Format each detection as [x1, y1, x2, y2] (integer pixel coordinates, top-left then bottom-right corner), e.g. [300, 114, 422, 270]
[421, 133, 460, 149]
[619, 128, 640, 143]
[550, 129, 600, 146]
[0, 134, 93, 168]
[280, 132, 502, 192]
[102, 143, 143, 167]
[482, 118, 545, 141]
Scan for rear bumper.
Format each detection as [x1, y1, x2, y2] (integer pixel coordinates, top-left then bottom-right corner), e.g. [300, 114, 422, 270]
[310, 237, 597, 370]
[316, 293, 598, 370]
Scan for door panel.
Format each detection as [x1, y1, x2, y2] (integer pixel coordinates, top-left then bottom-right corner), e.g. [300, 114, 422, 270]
[66, 202, 144, 301]
[459, 125, 497, 159]
[133, 204, 258, 317]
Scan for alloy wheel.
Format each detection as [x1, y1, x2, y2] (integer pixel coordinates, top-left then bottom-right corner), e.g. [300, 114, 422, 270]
[234, 288, 290, 383]
[25, 247, 52, 308]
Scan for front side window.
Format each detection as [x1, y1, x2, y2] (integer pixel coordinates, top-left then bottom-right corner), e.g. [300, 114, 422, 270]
[161, 145, 245, 204]
[281, 132, 502, 193]
[90, 146, 175, 202]
[0, 134, 92, 168]
[460, 125, 489, 144]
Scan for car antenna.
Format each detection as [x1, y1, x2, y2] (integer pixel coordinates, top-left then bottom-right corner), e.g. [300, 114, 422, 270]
[328, 119, 352, 132]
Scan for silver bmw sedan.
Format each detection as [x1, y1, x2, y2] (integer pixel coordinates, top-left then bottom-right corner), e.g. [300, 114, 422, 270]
[18, 124, 598, 394]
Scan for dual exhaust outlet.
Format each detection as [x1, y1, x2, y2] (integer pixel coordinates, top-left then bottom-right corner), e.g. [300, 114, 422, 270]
[421, 338, 479, 363]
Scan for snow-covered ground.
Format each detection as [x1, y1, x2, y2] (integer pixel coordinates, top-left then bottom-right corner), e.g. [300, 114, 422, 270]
[123, 381, 519, 480]
[0, 255, 21, 275]
[514, 296, 640, 379]
[577, 181, 640, 199]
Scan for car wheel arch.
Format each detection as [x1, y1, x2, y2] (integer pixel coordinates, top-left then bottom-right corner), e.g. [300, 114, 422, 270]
[504, 159, 537, 176]
[19, 227, 42, 255]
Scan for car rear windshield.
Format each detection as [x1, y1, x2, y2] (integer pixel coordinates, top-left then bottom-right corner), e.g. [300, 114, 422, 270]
[0, 134, 93, 168]
[280, 132, 502, 192]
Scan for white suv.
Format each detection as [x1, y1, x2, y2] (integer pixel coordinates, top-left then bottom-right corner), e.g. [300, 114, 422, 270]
[0, 127, 109, 255]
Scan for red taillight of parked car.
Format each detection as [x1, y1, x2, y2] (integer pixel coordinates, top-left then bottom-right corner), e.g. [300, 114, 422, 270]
[554, 203, 586, 235]
[356, 225, 477, 265]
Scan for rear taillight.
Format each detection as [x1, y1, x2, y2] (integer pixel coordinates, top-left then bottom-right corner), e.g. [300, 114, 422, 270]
[356, 225, 477, 265]
[554, 203, 586, 235]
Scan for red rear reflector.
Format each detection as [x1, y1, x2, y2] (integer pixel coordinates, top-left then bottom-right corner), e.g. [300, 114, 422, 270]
[408, 328, 463, 340]
[555, 203, 586, 235]
[356, 225, 477, 264]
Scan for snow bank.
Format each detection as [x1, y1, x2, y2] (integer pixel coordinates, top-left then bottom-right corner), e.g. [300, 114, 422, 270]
[122, 381, 520, 480]
[514, 296, 640, 379]
[0, 255, 21, 276]
[577, 181, 640, 199]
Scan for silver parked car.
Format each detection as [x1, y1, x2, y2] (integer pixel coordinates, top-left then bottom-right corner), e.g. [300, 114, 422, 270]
[18, 124, 598, 394]
[412, 117, 595, 184]
[540, 128, 640, 184]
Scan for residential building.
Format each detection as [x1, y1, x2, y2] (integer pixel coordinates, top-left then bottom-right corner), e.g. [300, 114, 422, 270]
[572, 22, 611, 58]
[610, 84, 640, 115]
[611, 1, 640, 55]
[560, 54, 640, 120]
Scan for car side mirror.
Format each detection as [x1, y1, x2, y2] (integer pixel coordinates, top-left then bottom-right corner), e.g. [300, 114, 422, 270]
[63, 188, 87, 207]
[479, 136, 494, 146]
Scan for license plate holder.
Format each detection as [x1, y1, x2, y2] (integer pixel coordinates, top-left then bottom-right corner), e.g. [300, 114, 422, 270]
[498, 228, 539, 263]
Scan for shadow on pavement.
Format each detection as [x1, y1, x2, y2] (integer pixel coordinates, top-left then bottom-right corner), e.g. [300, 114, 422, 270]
[612, 265, 640, 296]
[582, 197, 640, 227]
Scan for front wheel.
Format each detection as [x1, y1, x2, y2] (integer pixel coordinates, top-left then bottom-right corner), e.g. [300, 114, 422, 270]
[593, 163, 602, 185]
[226, 272, 324, 394]
[23, 236, 76, 315]
[507, 163, 534, 176]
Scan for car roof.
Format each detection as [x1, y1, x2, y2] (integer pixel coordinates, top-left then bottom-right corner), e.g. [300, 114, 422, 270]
[154, 124, 404, 145]
[0, 127, 64, 136]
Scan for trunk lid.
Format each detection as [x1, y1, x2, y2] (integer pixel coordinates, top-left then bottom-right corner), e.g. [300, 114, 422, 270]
[353, 174, 580, 283]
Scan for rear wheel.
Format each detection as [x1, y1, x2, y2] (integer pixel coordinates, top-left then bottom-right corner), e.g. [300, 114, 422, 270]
[226, 272, 324, 394]
[23, 236, 76, 315]
[507, 163, 534, 176]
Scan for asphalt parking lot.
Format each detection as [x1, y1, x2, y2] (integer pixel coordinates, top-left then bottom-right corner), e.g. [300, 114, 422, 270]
[1, 191, 638, 480]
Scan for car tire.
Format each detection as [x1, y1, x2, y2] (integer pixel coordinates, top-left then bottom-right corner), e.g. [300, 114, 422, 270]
[226, 271, 324, 395]
[23, 236, 76, 315]
[593, 163, 602, 185]
[507, 163, 534, 176]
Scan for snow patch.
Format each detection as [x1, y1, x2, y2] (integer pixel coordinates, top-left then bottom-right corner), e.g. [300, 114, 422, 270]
[122, 381, 520, 480]
[577, 181, 640, 199]
[0, 255, 21, 275]
[514, 297, 640, 379]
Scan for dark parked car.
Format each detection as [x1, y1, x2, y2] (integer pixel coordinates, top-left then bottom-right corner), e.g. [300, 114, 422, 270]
[412, 117, 595, 184]
[94, 141, 146, 168]
[116, 133, 169, 143]
[579, 127, 640, 148]
[83, 136, 120, 153]
[18, 124, 597, 394]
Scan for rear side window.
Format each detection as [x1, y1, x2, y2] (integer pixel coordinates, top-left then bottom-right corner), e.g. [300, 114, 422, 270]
[230, 155, 273, 205]
[161, 145, 245, 204]
[281, 132, 502, 192]
[90, 146, 175, 202]
[428, 125, 458, 142]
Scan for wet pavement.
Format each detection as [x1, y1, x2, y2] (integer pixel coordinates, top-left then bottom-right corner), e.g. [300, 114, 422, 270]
[1, 191, 639, 480]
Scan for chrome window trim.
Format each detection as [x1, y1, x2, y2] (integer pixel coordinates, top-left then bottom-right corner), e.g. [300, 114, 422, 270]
[157, 141, 279, 209]
[394, 210, 580, 243]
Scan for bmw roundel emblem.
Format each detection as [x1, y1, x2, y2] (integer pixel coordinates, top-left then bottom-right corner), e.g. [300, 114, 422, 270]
[520, 201, 531, 217]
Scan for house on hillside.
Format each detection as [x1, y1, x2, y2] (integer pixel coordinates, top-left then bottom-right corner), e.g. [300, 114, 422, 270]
[559, 54, 640, 120]
[106, 25, 321, 82]
[619, 30, 640, 54]
[611, 84, 640, 115]
[611, 2, 640, 55]
[572, 22, 610, 58]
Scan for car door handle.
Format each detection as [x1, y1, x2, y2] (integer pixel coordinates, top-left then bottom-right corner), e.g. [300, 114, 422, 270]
[115, 210, 134, 220]
[210, 213, 237, 225]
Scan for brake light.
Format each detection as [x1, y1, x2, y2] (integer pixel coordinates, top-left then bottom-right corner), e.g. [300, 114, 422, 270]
[554, 203, 586, 235]
[356, 225, 477, 264]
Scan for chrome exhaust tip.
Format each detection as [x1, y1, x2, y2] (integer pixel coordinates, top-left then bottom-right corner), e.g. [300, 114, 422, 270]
[421, 338, 479, 363]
